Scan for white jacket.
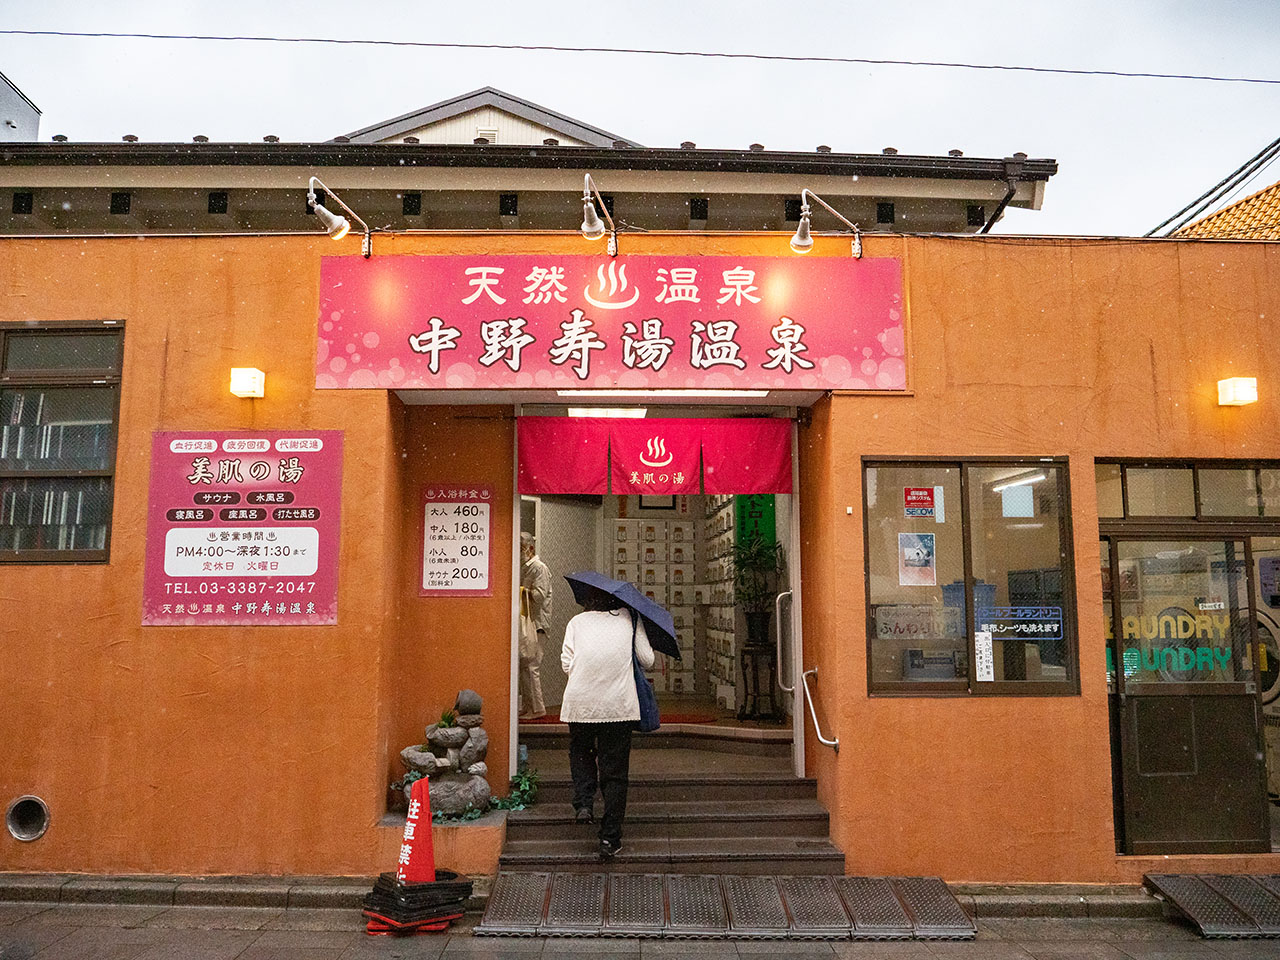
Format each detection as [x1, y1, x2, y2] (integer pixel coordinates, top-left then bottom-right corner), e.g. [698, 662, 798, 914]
[559, 609, 656, 723]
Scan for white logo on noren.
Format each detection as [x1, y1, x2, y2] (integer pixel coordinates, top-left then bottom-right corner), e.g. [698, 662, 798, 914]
[639, 436, 673, 468]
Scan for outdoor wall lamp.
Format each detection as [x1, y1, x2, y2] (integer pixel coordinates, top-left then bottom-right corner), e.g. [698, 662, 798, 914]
[581, 174, 618, 257]
[229, 367, 266, 398]
[790, 188, 862, 259]
[308, 176, 371, 258]
[1218, 377, 1258, 406]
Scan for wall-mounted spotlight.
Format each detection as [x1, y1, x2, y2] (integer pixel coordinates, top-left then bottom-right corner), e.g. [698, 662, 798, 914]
[581, 174, 618, 257]
[1218, 377, 1258, 406]
[230, 367, 266, 398]
[307, 176, 371, 258]
[790, 188, 862, 259]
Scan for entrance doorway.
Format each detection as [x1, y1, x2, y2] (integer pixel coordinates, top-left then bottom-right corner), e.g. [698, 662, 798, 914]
[1097, 460, 1280, 855]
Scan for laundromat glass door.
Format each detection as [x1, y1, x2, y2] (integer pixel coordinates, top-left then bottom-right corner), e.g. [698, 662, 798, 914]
[1109, 539, 1269, 854]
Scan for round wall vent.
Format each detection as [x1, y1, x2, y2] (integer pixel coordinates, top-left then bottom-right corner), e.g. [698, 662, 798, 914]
[6, 796, 50, 842]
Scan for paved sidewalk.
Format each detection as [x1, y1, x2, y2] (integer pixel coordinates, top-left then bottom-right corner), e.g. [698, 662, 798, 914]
[4, 903, 1280, 959]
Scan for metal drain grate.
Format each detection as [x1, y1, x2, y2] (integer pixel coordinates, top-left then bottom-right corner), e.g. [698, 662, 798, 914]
[893, 876, 977, 939]
[478, 872, 549, 936]
[543, 872, 604, 936]
[1146, 874, 1264, 938]
[835, 876, 913, 939]
[778, 876, 851, 938]
[476, 872, 974, 940]
[667, 874, 727, 938]
[724, 876, 789, 938]
[604, 874, 665, 937]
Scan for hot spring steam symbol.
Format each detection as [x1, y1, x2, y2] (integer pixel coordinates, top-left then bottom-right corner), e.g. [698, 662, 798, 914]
[639, 435, 673, 468]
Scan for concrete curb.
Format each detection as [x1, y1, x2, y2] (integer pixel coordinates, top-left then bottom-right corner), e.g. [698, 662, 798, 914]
[0, 874, 1159, 919]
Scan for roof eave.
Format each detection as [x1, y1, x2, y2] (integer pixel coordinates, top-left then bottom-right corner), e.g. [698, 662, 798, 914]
[0, 142, 1059, 182]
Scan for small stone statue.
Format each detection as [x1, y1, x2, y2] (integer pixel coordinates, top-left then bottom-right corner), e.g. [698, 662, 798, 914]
[398, 689, 492, 816]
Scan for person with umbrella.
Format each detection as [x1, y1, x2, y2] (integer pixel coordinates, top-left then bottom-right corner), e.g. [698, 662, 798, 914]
[560, 571, 679, 860]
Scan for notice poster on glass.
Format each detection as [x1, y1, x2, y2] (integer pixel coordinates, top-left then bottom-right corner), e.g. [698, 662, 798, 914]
[421, 484, 493, 596]
[142, 431, 343, 625]
[898, 532, 936, 586]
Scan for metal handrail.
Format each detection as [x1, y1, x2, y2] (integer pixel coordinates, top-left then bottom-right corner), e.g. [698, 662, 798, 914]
[775, 590, 794, 692]
[800, 666, 839, 752]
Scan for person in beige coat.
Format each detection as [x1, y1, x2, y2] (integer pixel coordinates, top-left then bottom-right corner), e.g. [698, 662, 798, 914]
[519, 533, 552, 719]
[560, 594, 655, 859]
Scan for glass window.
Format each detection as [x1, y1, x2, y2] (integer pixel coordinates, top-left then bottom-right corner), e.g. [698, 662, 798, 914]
[865, 460, 1077, 694]
[866, 465, 965, 687]
[3, 333, 121, 374]
[0, 326, 120, 563]
[1260, 470, 1280, 518]
[1113, 540, 1249, 685]
[969, 466, 1069, 683]
[1199, 468, 1260, 517]
[1096, 463, 1123, 518]
[0, 388, 116, 472]
[1126, 467, 1195, 517]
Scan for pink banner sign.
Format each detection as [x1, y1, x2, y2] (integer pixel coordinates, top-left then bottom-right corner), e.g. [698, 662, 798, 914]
[518, 418, 609, 494]
[317, 255, 905, 391]
[142, 431, 343, 626]
[610, 419, 702, 495]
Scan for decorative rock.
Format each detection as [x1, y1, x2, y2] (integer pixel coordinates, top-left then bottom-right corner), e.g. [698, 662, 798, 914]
[399, 746, 440, 775]
[446, 747, 462, 772]
[429, 773, 492, 815]
[467, 762, 488, 777]
[428, 725, 468, 749]
[457, 713, 484, 729]
[454, 689, 482, 715]
[460, 728, 489, 769]
[423, 722, 438, 741]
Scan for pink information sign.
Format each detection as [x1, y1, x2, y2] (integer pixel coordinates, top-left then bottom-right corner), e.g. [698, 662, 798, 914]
[421, 484, 494, 597]
[142, 431, 343, 626]
[317, 255, 905, 391]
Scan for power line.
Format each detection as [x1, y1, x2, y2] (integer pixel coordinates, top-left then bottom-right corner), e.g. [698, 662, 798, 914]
[3, 29, 1280, 86]
[1146, 135, 1280, 236]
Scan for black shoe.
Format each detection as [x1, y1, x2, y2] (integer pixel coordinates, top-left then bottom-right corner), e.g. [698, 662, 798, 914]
[574, 807, 594, 824]
[599, 839, 622, 861]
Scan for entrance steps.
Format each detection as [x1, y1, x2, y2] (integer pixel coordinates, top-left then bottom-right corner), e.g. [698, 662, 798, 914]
[501, 770, 845, 876]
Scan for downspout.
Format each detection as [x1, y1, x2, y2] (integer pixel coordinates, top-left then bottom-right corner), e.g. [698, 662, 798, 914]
[979, 153, 1027, 234]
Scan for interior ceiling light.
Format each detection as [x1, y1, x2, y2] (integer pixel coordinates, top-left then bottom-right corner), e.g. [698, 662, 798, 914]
[991, 472, 1046, 493]
[308, 175, 372, 258]
[566, 407, 648, 418]
[790, 188, 862, 259]
[580, 173, 618, 257]
[557, 389, 770, 399]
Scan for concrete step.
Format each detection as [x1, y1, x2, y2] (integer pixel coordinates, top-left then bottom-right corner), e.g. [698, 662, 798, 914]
[498, 837, 847, 875]
[536, 773, 817, 804]
[520, 725, 793, 757]
[507, 799, 830, 841]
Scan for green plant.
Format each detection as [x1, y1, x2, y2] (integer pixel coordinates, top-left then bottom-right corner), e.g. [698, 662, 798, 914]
[439, 708, 457, 727]
[730, 535, 785, 614]
[391, 769, 426, 793]
[492, 769, 540, 811]
[432, 803, 488, 824]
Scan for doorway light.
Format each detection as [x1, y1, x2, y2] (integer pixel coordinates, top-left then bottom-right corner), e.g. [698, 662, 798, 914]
[567, 407, 647, 418]
[1218, 377, 1258, 406]
[991, 472, 1045, 493]
[229, 367, 265, 398]
[556, 389, 770, 399]
[580, 173, 618, 257]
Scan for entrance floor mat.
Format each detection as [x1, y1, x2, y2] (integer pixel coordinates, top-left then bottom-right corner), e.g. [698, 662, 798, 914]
[1146, 874, 1280, 938]
[475, 872, 975, 939]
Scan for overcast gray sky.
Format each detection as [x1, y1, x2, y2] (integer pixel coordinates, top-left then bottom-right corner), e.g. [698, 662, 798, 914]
[2, 0, 1278, 236]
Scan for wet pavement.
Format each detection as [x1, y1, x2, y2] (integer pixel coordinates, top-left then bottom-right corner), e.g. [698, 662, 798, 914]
[4, 904, 1280, 959]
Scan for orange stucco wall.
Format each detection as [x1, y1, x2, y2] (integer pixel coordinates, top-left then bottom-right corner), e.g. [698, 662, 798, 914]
[1, 231, 1278, 883]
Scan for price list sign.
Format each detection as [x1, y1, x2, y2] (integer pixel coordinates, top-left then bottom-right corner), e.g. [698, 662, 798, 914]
[142, 431, 343, 625]
[421, 485, 494, 597]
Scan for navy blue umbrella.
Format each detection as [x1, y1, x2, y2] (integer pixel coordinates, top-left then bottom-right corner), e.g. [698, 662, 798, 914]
[563, 570, 680, 660]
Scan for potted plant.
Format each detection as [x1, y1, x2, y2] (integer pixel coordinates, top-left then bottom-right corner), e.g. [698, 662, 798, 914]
[731, 534, 785, 648]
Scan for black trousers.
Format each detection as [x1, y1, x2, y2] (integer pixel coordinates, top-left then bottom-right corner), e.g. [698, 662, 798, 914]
[568, 721, 633, 845]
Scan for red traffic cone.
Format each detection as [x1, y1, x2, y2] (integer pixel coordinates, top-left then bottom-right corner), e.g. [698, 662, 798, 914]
[396, 776, 436, 884]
